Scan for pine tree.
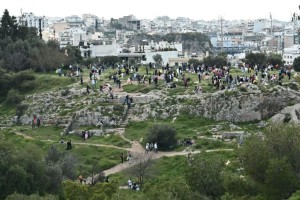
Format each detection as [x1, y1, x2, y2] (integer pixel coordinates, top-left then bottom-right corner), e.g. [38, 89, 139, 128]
[0, 9, 18, 41]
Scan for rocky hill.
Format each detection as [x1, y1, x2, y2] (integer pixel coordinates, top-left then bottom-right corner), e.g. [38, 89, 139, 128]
[127, 33, 213, 55]
[6, 81, 300, 135]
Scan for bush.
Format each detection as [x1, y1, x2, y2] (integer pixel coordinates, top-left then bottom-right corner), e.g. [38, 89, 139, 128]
[238, 86, 248, 92]
[146, 124, 177, 150]
[6, 193, 59, 200]
[61, 88, 70, 96]
[5, 89, 24, 105]
[293, 57, 300, 72]
[12, 71, 36, 93]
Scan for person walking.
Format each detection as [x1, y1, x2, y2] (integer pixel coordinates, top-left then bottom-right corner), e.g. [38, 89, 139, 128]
[127, 151, 132, 164]
[120, 153, 124, 164]
[37, 117, 41, 128]
[127, 178, 132, 189]
[154, 142, 158, 153]
[145, 143, 149, 154]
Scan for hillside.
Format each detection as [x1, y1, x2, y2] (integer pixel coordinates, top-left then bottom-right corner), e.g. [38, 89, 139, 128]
[1, 66, 300, 200]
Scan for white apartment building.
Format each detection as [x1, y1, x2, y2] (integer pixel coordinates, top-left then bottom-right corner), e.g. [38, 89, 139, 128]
[283, 45, 300, 66]
[58, 28, 86, 48]
[79, 39, 118, 58]
[19, 12, 48, 31]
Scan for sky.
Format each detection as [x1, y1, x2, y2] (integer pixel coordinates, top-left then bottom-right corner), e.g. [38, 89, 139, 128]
[1, 0, 300, 21]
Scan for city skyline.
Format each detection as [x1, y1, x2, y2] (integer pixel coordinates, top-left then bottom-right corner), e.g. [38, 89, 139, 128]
[1, 0, 300, 21]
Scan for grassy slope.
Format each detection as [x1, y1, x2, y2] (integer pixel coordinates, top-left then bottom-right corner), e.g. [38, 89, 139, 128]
[0, 66, 291, 183]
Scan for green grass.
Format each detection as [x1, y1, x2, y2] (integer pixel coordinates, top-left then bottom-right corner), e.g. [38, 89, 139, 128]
[111, 155, 188, 186]
[32, 73, 77, 94]
[0, 128, 126, 177]
[17, 125, 63, 141]
[125, 120, 153, 141]
[194, 138, 236, 150]
[125, 115, 217, 147]
[15, 125, 131, 148]
[167, 87, 187, 96]
[289, 190, 300, 200]
[111, 150, 238, 186]
[150, 156, 188, 179]
[123, 84, 161, 93]
[0, 103, 16, 116]
[67, 134, 131, 148]
[55, 144, 125, 177]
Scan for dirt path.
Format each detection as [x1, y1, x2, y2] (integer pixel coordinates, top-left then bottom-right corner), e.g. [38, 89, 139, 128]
[14, 131, 35, 140]
[103, 148, 234, 176]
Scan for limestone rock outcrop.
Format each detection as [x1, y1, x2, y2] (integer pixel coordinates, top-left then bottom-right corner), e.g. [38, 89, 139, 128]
[11, 85, 300, 129]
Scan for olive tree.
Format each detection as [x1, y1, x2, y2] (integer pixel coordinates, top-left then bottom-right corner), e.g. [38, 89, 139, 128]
[146, 124, 177, 150]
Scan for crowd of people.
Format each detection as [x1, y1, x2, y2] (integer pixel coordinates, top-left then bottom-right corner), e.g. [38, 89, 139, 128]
[84, 62, 296, 98]
[56, 61, 296, 100]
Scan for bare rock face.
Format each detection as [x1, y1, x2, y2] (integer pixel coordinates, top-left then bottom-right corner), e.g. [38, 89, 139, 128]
[19, 114, 32, 125]
[271, 103, 300, 124]
[12, 85, 300, 127]
[181, 86, 300, 122]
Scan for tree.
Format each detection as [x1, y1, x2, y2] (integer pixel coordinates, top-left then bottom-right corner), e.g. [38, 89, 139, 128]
[62, 45, 83, 65]
[293, 56, 300, 72]
[218, 52, 228, 58]
[127, 152, 152, 189]
[82, 57, 97, 67]
[47, 40, 60, 50]
[152, 54, 162, 67]
[63, 181, 117, 200]
[0, 9, 18, 41]
[99, 56, 120, 67]
[185, 153, 225, 199]
[63, 181, 92, 200]
[45, 146, 78, 180]
[188, 58, 202, 67]
[146, 124, 177, 150]
[6, 193, 58, 200]
[238, 135, 270, 183]
[264, 158, 298, 199]
[144, 177, 206, 200]
[17, 26, 38, 41]
[45, 164, 63, 195]
[213, 56, 228, 67]
[238, 124, 300, 199]
[88, 162, 106, 186]
[2, 39, 30, 71]
[266, 53, 283, 67]
[245, 52, 266, 67]
[203, 55, 227, 67]
[0, 143, 51, 199]
[223, 172, 260, 197]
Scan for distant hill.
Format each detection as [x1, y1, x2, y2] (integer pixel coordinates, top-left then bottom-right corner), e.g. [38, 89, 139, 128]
[127, 32, 213, 55]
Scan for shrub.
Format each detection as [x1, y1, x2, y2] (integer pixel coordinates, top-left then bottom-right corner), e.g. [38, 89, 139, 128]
[238, 86, 248, 92]
[61, 89, 70, 96]
[12, 71, 36, 93]
[5, 89, 24, 105]
[146, 124, 177, 150]
[283, 113, 291, 123]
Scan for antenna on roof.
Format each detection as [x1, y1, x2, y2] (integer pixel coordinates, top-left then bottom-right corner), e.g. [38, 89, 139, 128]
[20, 8, 24, 26]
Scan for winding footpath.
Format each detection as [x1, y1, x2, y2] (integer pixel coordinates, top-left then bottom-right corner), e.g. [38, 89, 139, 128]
[12, 129, 233, 178]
